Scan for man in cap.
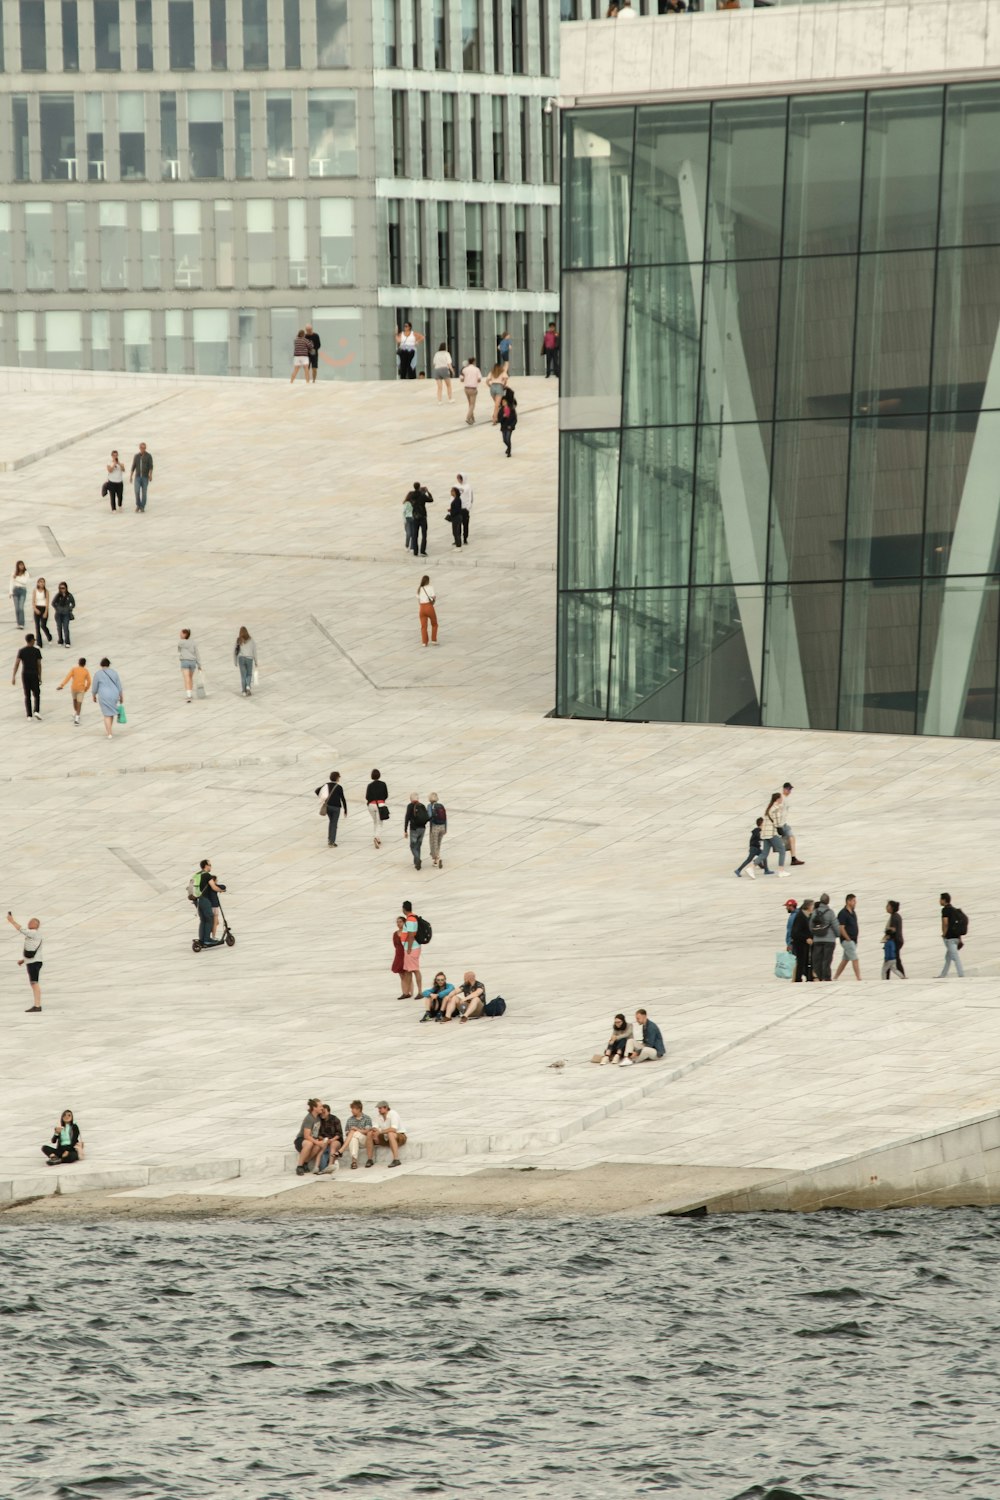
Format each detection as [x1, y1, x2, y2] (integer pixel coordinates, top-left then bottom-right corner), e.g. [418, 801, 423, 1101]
[365, 1100, 407, 1169]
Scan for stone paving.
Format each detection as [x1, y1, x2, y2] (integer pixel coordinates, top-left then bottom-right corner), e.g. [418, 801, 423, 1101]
[2, 371, 1000, 1210]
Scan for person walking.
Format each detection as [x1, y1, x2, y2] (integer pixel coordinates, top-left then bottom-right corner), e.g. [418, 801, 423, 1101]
[496, 329, 512, 373]
[408, 482, 433, 557]
[57, 657, 91, 725]
[834, 894, 861, 981]
[92, 657, 124, 738]
[779, 781, 805, 866]
[316, 770, 347, 846]
[760, 792, 791, 877]
[304, 323, 321, 383]
[427, 793, 447, 868]
[488, 363, 508, 424]
[52, 582, 75, 647]
[790, 900, 815, 982]
[12, 633, 43, 720]
[106, 450, 125, 511]
[456, 472, 473, 543]
[461, 357, 483, 423]
[129, 442, 153, 510]
[177, 628, 202, 703]
[396, 322, 424, 379]
[290, 329, 311, 383]
[417, 576, 438, 646]
[32, 578, 52, 650]
[7, 911, 44, 1011]
[498, 388, 518, 458]
[234, 626, 258, 696]
[432, 343, 455, 402]
[809, 893, 838, 981]
[938, 893, 967, 978]
[541, 322, 560, 378]
[404, 792, 429, 870]
[366, 769, 389, 849]
[882, 900, 906, 979]
[9, 560, 31, 628]
[734, 817, 764, 879]
[446, 488, 464, 549]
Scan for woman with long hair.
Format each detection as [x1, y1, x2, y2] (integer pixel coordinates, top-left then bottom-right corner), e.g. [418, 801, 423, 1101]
[365, 768, 389, 850]
[498, 387, 518, 457]
[234, 625, 258, 696]
[593, 1014, 632, 1065]
[9, 560, 30, 629]
[32, 577, 52, 650]
[52, 581, 76, 647]
[42, 1109, 83, 1165]
[417, 575, 438, 646]
[177, 628, 202, 703]
[488, 362, 508, 423]
[760, 792, 790, 877]
[882, 900, 906, 979]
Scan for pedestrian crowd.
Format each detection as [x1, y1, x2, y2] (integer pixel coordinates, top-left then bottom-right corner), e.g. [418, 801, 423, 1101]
[402, 472, 474, 557]
[295, 1098, 407, 1173]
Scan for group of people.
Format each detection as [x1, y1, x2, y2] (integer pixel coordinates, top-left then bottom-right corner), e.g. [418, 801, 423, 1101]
[781, 892, 970, 982]
[176, 626, 259, 701]
[101, 443, 154, 512]
[403, 473, 474, 555]
[290, 324, 323, 383]
[593, 1009, 666, 1066]
[312, 772, 449, 865]
[734, 783, 804, 878]
[295, 1098, 407, 1173]
[8, 567, 76, 648]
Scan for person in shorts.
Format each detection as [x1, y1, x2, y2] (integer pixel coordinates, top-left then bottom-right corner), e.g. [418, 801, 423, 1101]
[304, 323, 321, 383]
[290, 329, 311, 383]
[366, 1101, 407, 1168]
[834, 894, 861, 981]
[7, 911, 44, 1011]
[57, 657, 91, 725]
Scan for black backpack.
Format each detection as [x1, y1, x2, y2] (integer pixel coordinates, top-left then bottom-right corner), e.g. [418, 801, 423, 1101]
[415, 915, 432, 945]
[410, 803, 429, 829]
[952, 908, 969, 937]
[484, 995, 506, 1017]
[431, 802, 447, 824]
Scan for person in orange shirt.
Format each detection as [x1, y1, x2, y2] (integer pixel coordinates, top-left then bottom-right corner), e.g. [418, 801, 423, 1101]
[57, 657, 91, 725]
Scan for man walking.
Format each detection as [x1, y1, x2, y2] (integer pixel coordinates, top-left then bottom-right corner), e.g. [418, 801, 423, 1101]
[809, 893, 837, 981]
[404, 792, 429, 869]
[541, 322, 560, 378]
[129, 441, 154, 511]
[779, 782, 804, 865]
[407, 481, 433, 557]
[834, 894, 861, 980]
[304, 323, 321, 383]
[938, 893, 966, 978]
[427, 792, 447, 868]
[456, 472, 473, 543]
[7, 911, 44, 1011]
[12, 632, 43, 720]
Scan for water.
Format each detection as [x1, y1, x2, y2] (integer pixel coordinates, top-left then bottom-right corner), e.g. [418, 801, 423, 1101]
[2, 1210, 996, 1499]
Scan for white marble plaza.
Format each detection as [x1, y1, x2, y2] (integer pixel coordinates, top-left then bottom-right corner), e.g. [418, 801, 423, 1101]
[2, 368, 1000, 1213]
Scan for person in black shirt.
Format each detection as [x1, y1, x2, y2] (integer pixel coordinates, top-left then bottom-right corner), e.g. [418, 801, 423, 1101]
[12, 633, 43, 719]
[407, 481, 433, 557]
[403, 792, 429, 869]
[446, 488, 464, 549]
[939, 892, 965, 978]
[790, 900, 814, 982]
[304, 323, 321, 383]
[834, 894, 861, 981]
[315, 770, 347, 846]
[365, 769, 389, 849]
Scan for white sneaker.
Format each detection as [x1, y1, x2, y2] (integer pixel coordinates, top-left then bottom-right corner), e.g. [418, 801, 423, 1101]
[599, 1056, 609, 1066]
[620, 1057, 634, 1067]
[745, 868, 756, 880]
[73, 714, 79, 724]
[776, 869, 790, 878]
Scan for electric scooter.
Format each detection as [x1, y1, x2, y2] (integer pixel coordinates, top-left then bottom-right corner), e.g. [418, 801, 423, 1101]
[192, 902, 236, 953]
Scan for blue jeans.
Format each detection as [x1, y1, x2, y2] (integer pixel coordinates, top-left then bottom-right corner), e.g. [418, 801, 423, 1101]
[735, 847, 762, 874]
[940, 938, 964, 977]
[238, 656, 254, 691]
[197, 896, 214, 944]
[409, 826, 425, 867]
[134, 474, 149, 510]
[12, 586, 26, 627]
[327, 807, 341, 845]
[761, 835, 786, 870]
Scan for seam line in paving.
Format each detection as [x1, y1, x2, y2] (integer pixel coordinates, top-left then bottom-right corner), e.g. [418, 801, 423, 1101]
[0, 388, 186, 472]
[107, 846, 168, 895]
[38, 525, 64, 557]
[309, 614, 378, 687]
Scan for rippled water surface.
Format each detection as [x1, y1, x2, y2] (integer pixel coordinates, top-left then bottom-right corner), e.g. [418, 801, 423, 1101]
[2, 1210, 997, 1499]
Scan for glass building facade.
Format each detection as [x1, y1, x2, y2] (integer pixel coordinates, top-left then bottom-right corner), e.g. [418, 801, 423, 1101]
[557, 83, 1000, 739]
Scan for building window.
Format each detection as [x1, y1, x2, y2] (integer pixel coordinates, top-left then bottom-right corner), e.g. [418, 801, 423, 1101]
[99, 201, 128, 288]
[40, 94, 75, 181]
[210, 0, 228, 68]
[25, 204, 54, 289]
[385, 0, 400, 66]
[391, 90, 406, 176]
[433, 0, 446, 68]
[284, 0, 301, 67]
[466, 203, 483, 288]
[135, 0, 153, 70]
[13, 96, 30, 181]
[317, 0, 348, 68]
[266, 91, 294, 177]
[419, 92, 430, 177]
[462, 0, 480, 70]
[193, 309, 229, 376]
[140, 201, 160, 288]
[442, 93, 455, 180]
[416, 199, 425, 285]
[172, 200, 202, 287]
[238, 309, 257, 375]
[541, 101, 555, 184]
[412, 0, 421, 67]
[164, 307, 185, 371]
[235, 91, 252, 177]
[243, 0, 268, 69]
[514, 204, 527, 288]
[46, 310, 84, 370]
[320, 198, 354, 284]
[538, 0, 549, 75]
[492, 97, 504, 180]
[437, 202, 450, 285]
[308, 89, 357, 176]
[510, 0, 524, 74]
[1, 205, 18, 288]
[189, 91, 224, 179]
[20, 0, 46, 71]
[160, 93, 178, 180]
[62, 1, 79, 71]
[168, 2, 195, 70]
[520, 97, 530, 181]
[85, 93, 104, 181]
[246, 200, 275, 286]
[123, 309, 152, 371]
[388, 199, 402, 285]
[67, 201, 87, 288]
[492, 0, 502, 71]
[287, 198, 307, 286]
[543, 205, 554, 290]
[94, 0, 120, 69]
[118, 92, 145, 179]
[470, 96, 480, 180]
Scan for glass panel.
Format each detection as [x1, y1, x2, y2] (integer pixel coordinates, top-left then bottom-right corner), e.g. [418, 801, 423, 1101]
[167, 1, 195, 69]
[465, 203, 483, 288]
[193, 308, 229, 376]
[919, 577, 999, 738]
[246, 199, 275, 286]
[839, 579, 919, 734]
[692, 422, 772, 585]
[287, 199, 307, 287]
[40, 94, 76, 181]
[557, 591, 612, 718]
[94, 0, 120, 69]
[25, 203, 54, 289]
[762, 582, 842, 730]
[698, 259, 778, 426]
[563, 109, 633, 270]
[98, 201, 127, 289]
[309, 306, 363, 380]
[269, 306, 298, 376]
[558, 431, 619, 590]
[210, 0, 228, 68]
[940, 83, 1000, 248]
[609, 589, 688, 721]
[854, 250, 934, 419]
[462, 0, 479, 69]
[442, 93, 455, 180]
[13, 96, 30, 181]
[560, 269, 626, 431]
[775, 253, 856, 421]
[0, 206, 12, 290]
[846, 419, 928, 580]
[705, 98, 787, 262]
[235, 92, 251, 178]
[189, 91, 224, 179]
[172, 200, 202, 288]
[118, 91, 145, 179]
[160, 93, 179, 180]
[18, 310, 37, 365]
[62, 1, 79, 70]
[242, 0, 268, 69]
[267, 92, 294, 178]
[932, 246, 1000, 414]
[769, 420, 849, 583]
[616, 426, 694, 590]
[320, 198, 354, 285]
[924, 411, 1000, 578]
[215, 200, 234, 287]
[164, 307, 185, 372]
[135, 0, 153, 70]
[45, 310, 83, 369]
[283, 0, 301, 67]
[20, 0, 46, 70]
[123, 308, 151, 371]
[91, 309, 110, 369]
[861, 87, 942, 253]
[308, 89, 357, 176]
[140, 200, 160, 288]
[238, 309, 257, 375]
[783, 92, 863, 256]
[385, 0, 399, 66]
[85, 92, 104, 180]
[630, 102, 710, 267]
[684, 585, 762, 725]
[623, 264, 700, 428]
[316, 0, 348, 67]
[433, 0, 446, 67]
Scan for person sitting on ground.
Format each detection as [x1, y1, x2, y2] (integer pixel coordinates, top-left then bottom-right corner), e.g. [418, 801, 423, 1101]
[42, 1109, 83, 1165]
[623, 1009, 666, 1065]
[592, 1013, 632, 1066]
[316, 1104, 344, 1175]
[366, 1100, 408, 1168]
[441, 970, 486, 1023]
[295, 1097, 325, 1175]
[343, 1100, 374, 1169]
[420, 972, 455, 1022]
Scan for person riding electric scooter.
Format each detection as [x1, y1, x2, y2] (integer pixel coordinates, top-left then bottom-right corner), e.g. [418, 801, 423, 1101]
[190, 859, 235, 951]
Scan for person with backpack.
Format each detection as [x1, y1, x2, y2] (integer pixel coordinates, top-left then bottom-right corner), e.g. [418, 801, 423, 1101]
[498, 388, 518, 457]
[882, 900, 905, 979]
[404, 792, 429, 870]
[426, 792, 447, 868]
[809, 893, 838, 981]
[734, 817, 765, 879]
[400, 900, 428, 995]
[789, 899, 815, 982]
[191, 859, 226, 946]
[938, 893, 967, 978]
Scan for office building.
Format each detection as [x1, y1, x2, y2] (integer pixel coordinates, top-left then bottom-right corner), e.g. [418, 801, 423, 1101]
[0, 0, 559, 379]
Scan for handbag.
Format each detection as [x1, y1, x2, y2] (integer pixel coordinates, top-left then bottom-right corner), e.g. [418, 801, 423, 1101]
[378, 804, 390, 822]
[319, 795, 330, 816]
[253, 667, 259, 687]
[101, 481, 109, 497]
[116, 703, 127, 724]
[196, 669, 208, 699]
[774, 950, 795, 980]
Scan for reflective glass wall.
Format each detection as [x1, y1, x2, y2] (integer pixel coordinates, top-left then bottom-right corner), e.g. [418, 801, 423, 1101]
[558, 83, 1000, 739]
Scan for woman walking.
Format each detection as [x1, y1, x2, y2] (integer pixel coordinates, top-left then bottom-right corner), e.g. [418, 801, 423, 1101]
[498, 388, 518, 457]
[106, 450, 125, 511]
[488, 363, 508, 423]
[234, 626, 257, 696]
[432, 343, 455, 402]
[417, 575, 438, 646]
[92, 657, 124, 738]
[427, 792, 447, 868]
[42, 1109, 83, 1165]
[461, 357, 483, 424]
[760, 792, 790, 876]
[32, 577, 52, 650]
[392, 916, 408, 997]
[365, 768, 389, 849]
[52, 582, 75, 647]
[177, 628, 202, 703]
[315, 770, 347, 846]
[290, 329, 311, 383]
[395, 322, 424, 379]
[9, 561, 31, 628]
[882, 900, 906, 979]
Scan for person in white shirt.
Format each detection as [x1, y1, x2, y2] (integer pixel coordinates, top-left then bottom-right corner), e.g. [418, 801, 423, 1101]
[431, 344, 455, 403]
[105, 450, 125, 511]
[395, 322, 424, 380]
[7, 911, 43, 1012]
[617, 0, 637, 15]
[366, 1100, 407, 1168]
[461, 358, 483, 425]
[9, 561, 31, 628]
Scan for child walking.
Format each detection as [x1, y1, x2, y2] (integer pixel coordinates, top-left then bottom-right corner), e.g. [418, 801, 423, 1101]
[57, 657, 91, 725]
[734, 817, 765, 879]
